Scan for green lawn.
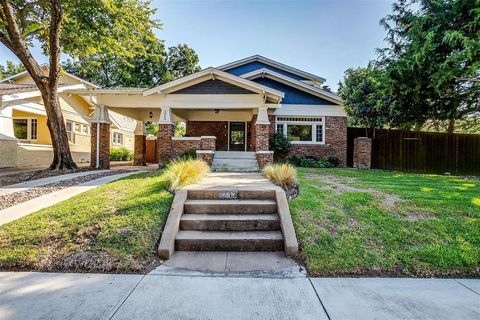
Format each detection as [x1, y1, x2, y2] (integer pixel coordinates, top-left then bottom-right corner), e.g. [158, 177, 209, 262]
[0, 171, 172, 273]
[290, 168, 480, 277]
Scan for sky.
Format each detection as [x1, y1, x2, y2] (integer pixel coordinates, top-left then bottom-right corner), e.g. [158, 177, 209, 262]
[0, 0, 395, 90]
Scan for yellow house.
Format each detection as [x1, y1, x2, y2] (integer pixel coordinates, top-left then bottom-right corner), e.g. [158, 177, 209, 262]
[0, 68, 136, 168]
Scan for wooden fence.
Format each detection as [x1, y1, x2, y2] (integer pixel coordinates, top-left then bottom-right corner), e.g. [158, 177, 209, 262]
[347, 127, 480, 175]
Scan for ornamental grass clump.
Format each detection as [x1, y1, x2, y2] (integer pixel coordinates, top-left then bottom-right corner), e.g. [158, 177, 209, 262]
[163, 159, 210, 192]
[263, 163, 297, 191]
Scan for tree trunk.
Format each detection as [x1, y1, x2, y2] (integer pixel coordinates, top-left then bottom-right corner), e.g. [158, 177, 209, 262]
[40, 88, 77, 170]
[447, 119, 455, 134]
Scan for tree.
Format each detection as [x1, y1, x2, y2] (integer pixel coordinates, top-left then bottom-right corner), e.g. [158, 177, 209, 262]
[164, 44, 201, 80]
[378, 0, 480, 133]
[63, 42, 200, 88]
[0, 60, 24, 79]
[338, 65, 390, 137]
[0, 0, 160, 169]
[63, 37, 168, 88]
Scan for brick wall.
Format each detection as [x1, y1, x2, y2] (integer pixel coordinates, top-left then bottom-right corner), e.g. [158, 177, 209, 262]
[250, 115, 275, 151]
[353, 137, 372, 169]
[171, 137, 216, 159]
[158, 124, 174, 164]
[285, 116, 347, 166]
[186, 121, 228, 151]
[91, 122, 110, 169]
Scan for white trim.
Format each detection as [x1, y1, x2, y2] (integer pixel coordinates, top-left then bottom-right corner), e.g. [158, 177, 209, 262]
[112, 132, 123, 146]
[256, 150, 274, 154]
[196, 150, 215, 154]
[200, 136, 216, 139]
[12, 117, 38, 141]
[217, 55, 326, 84]
[0, 65, 99, 88]
[241, 68, 342, 105]
[227, 121, 248, 151]
[273, 104, 346, 117]
[1, 83, 87, 102]
[142, 68, 284, 101]
[275, 116, 325, 145]
[172, 137, 201, 141]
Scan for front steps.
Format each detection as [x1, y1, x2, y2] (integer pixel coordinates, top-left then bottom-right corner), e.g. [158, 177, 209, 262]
[177, 191, 283, 252]
[212, 151, 259, 172]
[158, 189, 299, 258]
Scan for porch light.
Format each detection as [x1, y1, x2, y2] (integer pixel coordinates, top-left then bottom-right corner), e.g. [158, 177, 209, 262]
[149, 111, 153, 119]
[214, 109, 220, 114]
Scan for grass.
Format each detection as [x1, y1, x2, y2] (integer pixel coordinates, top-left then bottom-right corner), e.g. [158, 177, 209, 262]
[0, 171, 173, 273]
[290, 168, 480, 277]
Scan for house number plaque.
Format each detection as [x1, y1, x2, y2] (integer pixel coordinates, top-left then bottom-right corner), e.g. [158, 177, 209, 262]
[219, 191, 237, 199]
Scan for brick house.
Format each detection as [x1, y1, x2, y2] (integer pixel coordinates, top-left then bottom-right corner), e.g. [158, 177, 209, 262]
[65, 55, 347, 169]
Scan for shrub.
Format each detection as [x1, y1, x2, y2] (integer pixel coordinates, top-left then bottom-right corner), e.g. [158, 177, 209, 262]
[269, 132, 292, 162]
[288, 156, 341, 168]
[263, 163, 297, 191]
[163, 159, 210, 191]
[179, 148, 197, 161]
[110, 148, 133, 161]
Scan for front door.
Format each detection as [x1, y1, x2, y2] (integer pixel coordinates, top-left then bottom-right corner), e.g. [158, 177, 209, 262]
[229, 122, 246, 151]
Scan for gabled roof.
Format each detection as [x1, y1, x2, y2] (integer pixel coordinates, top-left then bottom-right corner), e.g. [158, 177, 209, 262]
[0, 83, 38, 95]
[241, 68, 342, 105]
[217, 55, 326, 84]
[143, 67, 285, 102]
[0, 64, 99, 89]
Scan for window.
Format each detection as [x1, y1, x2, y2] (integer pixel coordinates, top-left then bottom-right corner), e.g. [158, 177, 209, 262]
[113, 132, 123, 145]
[276, 116, 324, 144]
[13, 118, 38, 140]
[66, 121, 75, 143]
[82, 125, 90, 135]
[74, 123, 81, 133]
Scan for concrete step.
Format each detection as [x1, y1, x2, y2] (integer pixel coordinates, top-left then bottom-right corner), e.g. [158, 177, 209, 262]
[214, 151, 256, 159]
[180, 214, 280, 231]
[184, 199, 277, 214]
[212, 167, 259, 173]
[175, 231, 284, 251]
[212, 159, 258, 166]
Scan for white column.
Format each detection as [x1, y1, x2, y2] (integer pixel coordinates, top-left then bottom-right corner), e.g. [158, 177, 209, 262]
[159, 106, 173, 124]
[255, 106, 270, 125]
[0, 106, 16, 139]
[91, 104, 111, 124]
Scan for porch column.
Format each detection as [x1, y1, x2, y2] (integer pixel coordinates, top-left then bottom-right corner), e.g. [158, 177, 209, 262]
[134, 121, 146, 166]
[158, 106, 174, 166]
[90, 105, 111, 169]
[255, 106, 273, 168]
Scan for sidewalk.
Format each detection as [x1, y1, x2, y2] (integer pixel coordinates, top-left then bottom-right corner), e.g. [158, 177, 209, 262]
[0, 271, 478, 320]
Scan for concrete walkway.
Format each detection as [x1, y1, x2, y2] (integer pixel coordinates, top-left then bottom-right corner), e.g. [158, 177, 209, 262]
[0, 170, 143, 226]
[0, 272, 478, 320]
[0, 170, 109, 196]
[187, 172, 278, 190]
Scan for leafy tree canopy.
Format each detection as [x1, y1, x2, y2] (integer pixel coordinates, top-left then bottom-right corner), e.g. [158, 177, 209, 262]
[63, 42, 201, 88]
[338, 65, 391, 135]
[378, 0, 480, 132]
[0, 60, 25, 79]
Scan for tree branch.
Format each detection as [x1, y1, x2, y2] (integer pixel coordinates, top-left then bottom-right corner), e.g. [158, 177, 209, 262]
[48, 0, 62, 89]
[0, 0, 47, 86]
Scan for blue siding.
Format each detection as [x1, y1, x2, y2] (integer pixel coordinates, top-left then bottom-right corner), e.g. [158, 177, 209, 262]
[253, 78, 336, 105]
[225, 61, 308, 81]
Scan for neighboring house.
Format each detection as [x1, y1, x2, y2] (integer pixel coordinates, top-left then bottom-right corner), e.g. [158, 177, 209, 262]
[69, 55, 347, 170]
[0, 68, 136, 168]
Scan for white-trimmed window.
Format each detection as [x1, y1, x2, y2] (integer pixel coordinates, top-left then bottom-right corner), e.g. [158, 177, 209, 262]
[13, 118, 37, 141]
[275, 116, 324, 144]
[113, 132, 123, 145]
[66, 121, 75, 143]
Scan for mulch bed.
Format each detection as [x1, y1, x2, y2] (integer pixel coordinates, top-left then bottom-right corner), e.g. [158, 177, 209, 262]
[0, 170, 134, 211]
[0, 168, 90, 187]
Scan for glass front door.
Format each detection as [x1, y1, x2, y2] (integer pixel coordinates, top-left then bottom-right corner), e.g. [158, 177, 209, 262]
[229, 122, 246, 151]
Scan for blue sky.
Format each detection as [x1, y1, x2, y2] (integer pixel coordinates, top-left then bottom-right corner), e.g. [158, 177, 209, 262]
[0, 0, 394, 90]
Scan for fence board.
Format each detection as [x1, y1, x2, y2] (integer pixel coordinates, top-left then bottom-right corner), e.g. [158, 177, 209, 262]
[347, 128, 480, 175]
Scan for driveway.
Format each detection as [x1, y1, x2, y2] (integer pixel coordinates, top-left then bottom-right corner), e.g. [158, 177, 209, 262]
[0, 272, 479, 320]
